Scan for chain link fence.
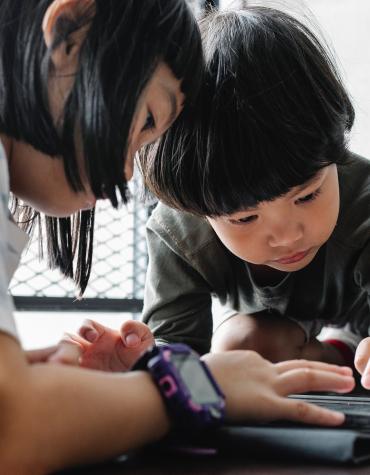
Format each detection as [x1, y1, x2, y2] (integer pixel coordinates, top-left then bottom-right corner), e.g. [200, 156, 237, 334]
[11, 178, 150, 312]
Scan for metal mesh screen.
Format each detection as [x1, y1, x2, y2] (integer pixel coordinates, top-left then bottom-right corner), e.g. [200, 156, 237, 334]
[10, 177, 151, 311]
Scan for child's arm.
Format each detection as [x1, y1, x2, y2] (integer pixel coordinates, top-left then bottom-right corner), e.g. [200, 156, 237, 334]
[142, 221, 214, 354]
[3, 330, 355, 472]
[212, 311, 345, 365]
[0, 331, 171, 473]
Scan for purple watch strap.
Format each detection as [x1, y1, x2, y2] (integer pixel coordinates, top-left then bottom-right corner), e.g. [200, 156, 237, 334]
[132, 343, 225, 430]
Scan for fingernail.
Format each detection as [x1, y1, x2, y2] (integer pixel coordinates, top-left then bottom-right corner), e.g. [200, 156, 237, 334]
[125, 333, 140, 347]
[332, 411, 345, 424]
[85, 329, 98, 343]
[345, 375, 355, 384]
[339, 366, 353, 375]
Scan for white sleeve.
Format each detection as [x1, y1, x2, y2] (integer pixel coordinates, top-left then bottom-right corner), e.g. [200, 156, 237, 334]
[0, 144, 22, 339]
[212, 297, 239, 332]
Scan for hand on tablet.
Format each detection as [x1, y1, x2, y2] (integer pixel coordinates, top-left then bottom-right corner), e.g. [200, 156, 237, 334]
[202, 351, 354, 426]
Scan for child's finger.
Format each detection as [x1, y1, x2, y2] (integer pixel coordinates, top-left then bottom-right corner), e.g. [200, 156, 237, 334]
[277, 398, 345, 427]
[275, 368, 354, 396]
[360, 360, 370, 389]
[48, 334, 84, 366]
[124, 333, 141, 347]
[78, 319, 107, 343]
[354, 337, 370, 375]
[120, 320, 154, 348]
[275, 359, 353, 376]
[25, 346, 59, 364]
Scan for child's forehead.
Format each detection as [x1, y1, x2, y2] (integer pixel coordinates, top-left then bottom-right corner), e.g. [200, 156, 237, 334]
[223, 167, 328, 216]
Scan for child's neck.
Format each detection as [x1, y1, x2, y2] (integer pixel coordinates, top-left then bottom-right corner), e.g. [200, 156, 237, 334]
[248, 263, 287, 287]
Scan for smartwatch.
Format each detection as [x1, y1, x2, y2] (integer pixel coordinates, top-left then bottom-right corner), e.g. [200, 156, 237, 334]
[132, 343, 225, 430]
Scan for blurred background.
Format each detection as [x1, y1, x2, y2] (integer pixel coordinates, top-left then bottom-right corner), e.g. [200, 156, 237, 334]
[13, 0, 370, 349]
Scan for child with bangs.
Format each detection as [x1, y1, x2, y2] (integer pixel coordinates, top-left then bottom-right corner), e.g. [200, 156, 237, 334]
[137, 6, 370, 387]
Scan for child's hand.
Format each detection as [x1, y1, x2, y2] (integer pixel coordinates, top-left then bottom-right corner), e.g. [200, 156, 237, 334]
[354, 337, 370, 388]
[203, 351, 354, 426]
[47, 320, 155, 372]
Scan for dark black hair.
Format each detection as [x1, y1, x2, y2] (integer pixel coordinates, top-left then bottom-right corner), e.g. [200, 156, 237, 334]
[0, 0, 203, 293]
[141, 6, 354, 217]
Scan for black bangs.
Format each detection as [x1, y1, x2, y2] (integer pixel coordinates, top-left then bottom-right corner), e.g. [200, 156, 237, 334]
[182, 76, 350, 217]
[141, 6, 353, 217]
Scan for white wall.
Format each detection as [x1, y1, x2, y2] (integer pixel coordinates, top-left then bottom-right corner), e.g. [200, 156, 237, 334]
[220, 0, 370, 158]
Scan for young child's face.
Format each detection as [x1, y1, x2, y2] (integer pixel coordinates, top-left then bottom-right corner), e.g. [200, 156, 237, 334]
[207, 164, 339, 272]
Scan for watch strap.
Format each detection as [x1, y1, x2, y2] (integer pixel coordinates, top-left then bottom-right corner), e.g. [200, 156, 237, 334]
[132, 345, 159, 371]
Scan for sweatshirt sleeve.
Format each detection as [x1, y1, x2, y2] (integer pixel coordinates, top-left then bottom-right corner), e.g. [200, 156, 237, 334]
[141, 222, 213, 355]
[0, 147, 19, 339]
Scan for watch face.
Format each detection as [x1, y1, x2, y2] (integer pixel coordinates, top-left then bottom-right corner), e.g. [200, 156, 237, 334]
[171, 353, 221, 404]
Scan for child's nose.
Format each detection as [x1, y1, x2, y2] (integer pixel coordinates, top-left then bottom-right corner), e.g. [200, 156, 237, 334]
[267, 221, 304, 247]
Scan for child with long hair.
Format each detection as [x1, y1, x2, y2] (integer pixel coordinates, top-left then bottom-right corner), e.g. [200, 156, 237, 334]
[139, 6, 370, 382]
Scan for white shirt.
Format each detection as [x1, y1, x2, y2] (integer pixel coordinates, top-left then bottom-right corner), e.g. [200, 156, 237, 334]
[0, 141, 28, 338]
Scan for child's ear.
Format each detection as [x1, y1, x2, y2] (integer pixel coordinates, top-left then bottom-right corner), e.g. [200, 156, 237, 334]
[42, 0, 95, 73]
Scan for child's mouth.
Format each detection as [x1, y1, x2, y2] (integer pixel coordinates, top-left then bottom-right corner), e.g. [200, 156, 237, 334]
[273, 249, 311, 265]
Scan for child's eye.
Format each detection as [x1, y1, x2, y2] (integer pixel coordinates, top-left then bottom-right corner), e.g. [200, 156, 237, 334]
[230, 215, 258, 225]
[142, 112, 156, 132]
[296, 188, 321, 204]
